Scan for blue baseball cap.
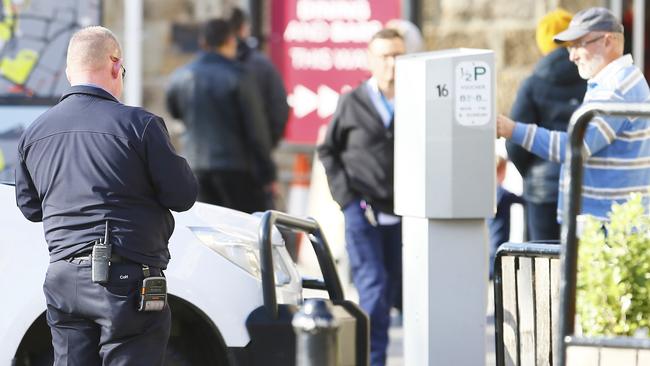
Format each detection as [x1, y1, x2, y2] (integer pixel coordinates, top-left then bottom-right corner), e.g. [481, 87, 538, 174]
[553, 7, 623, 43]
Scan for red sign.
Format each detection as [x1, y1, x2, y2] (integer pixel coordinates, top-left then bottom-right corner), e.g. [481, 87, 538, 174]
[270, 0, 401, 144]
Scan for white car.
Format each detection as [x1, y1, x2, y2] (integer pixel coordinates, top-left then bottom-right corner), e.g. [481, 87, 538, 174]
[0, 182, 366, 365]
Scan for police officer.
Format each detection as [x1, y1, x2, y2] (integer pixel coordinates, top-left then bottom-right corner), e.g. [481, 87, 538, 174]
[15, 26, 198, 365]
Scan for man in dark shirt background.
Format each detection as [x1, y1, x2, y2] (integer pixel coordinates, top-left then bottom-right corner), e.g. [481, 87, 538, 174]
[229, 7, 289, 148]
[15, 26, 197, 365]
[167, 18, 274, 213]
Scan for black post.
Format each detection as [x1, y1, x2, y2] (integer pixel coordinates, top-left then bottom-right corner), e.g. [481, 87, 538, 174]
[493, 248, 506, 366]
[248, 0, 263, 48]
[259, 211, 278, 319]
[402, 0, 422, 29]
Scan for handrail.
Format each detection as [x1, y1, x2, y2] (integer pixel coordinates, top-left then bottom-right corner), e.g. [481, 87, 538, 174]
[258, 210, 344, 319]
[556, 103, 650, 366]
[565, 335, 650, 350]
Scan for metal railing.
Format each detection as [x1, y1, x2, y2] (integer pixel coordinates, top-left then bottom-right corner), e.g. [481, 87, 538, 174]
[556, 103, 650, 365]
[258, 210, 344, 320]
[256, 211, 368, 366]
[494, 103, 650, 366]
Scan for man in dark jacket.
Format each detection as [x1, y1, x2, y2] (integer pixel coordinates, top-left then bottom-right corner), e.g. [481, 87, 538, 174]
[506, 9, 586, 241]
[166, 18, 275, 213]
[318, 28, 405, 366]
[15, 26, 198, 364]
[229, 7, 289, 148]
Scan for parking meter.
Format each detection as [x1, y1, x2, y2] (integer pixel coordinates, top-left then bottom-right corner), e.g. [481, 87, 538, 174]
[395, 49, 495, 366]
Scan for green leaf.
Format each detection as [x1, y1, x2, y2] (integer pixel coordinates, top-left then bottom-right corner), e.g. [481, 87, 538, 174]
[577, 193, 650, 337]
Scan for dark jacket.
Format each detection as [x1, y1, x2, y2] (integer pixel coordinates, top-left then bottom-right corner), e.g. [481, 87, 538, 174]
[317, 82, 395, 213]
[166, 51, 275, 184]
[237, 39, 289, 147]
[488, 185, 525, 250]
[506, 47, 586, 203]
[15, 85, 198, 268]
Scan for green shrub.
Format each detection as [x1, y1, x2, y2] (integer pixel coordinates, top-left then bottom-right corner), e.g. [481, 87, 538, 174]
[577, 193, 650, 337]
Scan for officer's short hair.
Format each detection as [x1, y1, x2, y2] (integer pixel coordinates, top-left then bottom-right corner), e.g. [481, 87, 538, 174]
[200, 18, 234, 48]
[67, 26, 121, 70]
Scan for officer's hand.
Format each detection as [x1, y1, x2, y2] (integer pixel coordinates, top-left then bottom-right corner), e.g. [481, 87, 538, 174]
[496, 114, 515, 139]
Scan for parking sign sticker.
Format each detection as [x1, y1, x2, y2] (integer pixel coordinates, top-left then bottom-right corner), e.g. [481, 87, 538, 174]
[455, 61, 491, 126]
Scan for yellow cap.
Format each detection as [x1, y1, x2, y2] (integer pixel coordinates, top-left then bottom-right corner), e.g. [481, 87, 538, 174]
[536, 9, 573, 55]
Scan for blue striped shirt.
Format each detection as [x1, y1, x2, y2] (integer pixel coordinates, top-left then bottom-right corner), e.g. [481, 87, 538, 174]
[511, 54, 650, 221]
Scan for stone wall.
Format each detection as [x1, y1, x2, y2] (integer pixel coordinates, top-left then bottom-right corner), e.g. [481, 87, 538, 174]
[422, 0, 603, 115]
[102, 0, 242, 133]
[102, 0, 606, 129]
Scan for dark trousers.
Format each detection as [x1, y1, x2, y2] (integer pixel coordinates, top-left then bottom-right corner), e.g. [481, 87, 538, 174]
[195, 169, 268, 214]
[343, 201, 402, 366]
[526, 201, 560, 241]
[43, 259, 171, 366]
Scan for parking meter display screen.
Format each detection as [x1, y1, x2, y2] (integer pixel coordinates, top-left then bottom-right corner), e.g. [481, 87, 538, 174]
[0, 0, 102, 105]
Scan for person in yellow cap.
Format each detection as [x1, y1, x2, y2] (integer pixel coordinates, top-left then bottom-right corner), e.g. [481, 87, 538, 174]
[536, 9, 574, 55]
[504, 9, 587, 241]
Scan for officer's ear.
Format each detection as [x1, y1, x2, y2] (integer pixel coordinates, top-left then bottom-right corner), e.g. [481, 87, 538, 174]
[109, 56, 121, 80]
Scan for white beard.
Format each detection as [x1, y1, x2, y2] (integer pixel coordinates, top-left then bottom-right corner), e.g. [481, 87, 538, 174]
[577, 54, 606, 80]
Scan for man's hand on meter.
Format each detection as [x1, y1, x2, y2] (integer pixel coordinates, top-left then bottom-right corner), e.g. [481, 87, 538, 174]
[496, 114, 515, 139]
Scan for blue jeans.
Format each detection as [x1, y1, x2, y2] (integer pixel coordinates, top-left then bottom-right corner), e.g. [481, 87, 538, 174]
[343, 201, 402, 366]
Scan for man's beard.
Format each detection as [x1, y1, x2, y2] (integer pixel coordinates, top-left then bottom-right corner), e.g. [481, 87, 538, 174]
[576, 54, 606, 80]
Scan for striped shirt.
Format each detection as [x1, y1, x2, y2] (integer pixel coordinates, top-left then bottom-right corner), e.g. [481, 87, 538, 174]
[511, 54, 650, 221]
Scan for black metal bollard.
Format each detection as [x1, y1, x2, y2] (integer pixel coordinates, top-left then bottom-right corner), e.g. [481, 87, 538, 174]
[292, 299, 339, 366]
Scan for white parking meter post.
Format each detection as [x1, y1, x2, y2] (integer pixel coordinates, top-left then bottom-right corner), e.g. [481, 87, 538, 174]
[394, 49, 496, 366]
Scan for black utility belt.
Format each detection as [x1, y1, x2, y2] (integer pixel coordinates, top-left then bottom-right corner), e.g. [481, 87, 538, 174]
[86, 238, 167, 312]
[66, 252, 131, 263]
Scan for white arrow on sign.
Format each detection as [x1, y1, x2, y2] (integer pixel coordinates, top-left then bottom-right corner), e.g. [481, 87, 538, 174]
[288, 84, 340, 119]
[317, 84, 338, 118]
[289, 84, 318, 118]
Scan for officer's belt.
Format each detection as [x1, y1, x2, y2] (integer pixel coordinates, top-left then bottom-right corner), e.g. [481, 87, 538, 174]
[66, 252, 132, 264]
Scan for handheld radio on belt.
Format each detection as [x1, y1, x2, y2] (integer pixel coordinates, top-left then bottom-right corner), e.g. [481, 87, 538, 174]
[91, 220, 111, 283]
[138, 265, 167, 312]
[90, 220, 167, 311]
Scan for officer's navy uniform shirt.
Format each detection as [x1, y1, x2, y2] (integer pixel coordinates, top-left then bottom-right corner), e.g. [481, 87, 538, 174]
[15, 85, 198, 269]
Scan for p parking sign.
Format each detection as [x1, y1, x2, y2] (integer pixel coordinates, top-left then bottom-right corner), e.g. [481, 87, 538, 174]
[455, 61, 491, 126]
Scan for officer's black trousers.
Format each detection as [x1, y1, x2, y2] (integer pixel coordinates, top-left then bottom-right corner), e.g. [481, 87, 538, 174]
[43, 258, 171, 366]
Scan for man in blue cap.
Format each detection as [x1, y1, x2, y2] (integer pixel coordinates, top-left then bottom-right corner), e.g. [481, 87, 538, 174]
[497, 7, 650, 221]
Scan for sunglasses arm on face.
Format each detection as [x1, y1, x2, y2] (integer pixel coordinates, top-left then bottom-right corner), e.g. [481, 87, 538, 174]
[566, 35, 604, 51]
